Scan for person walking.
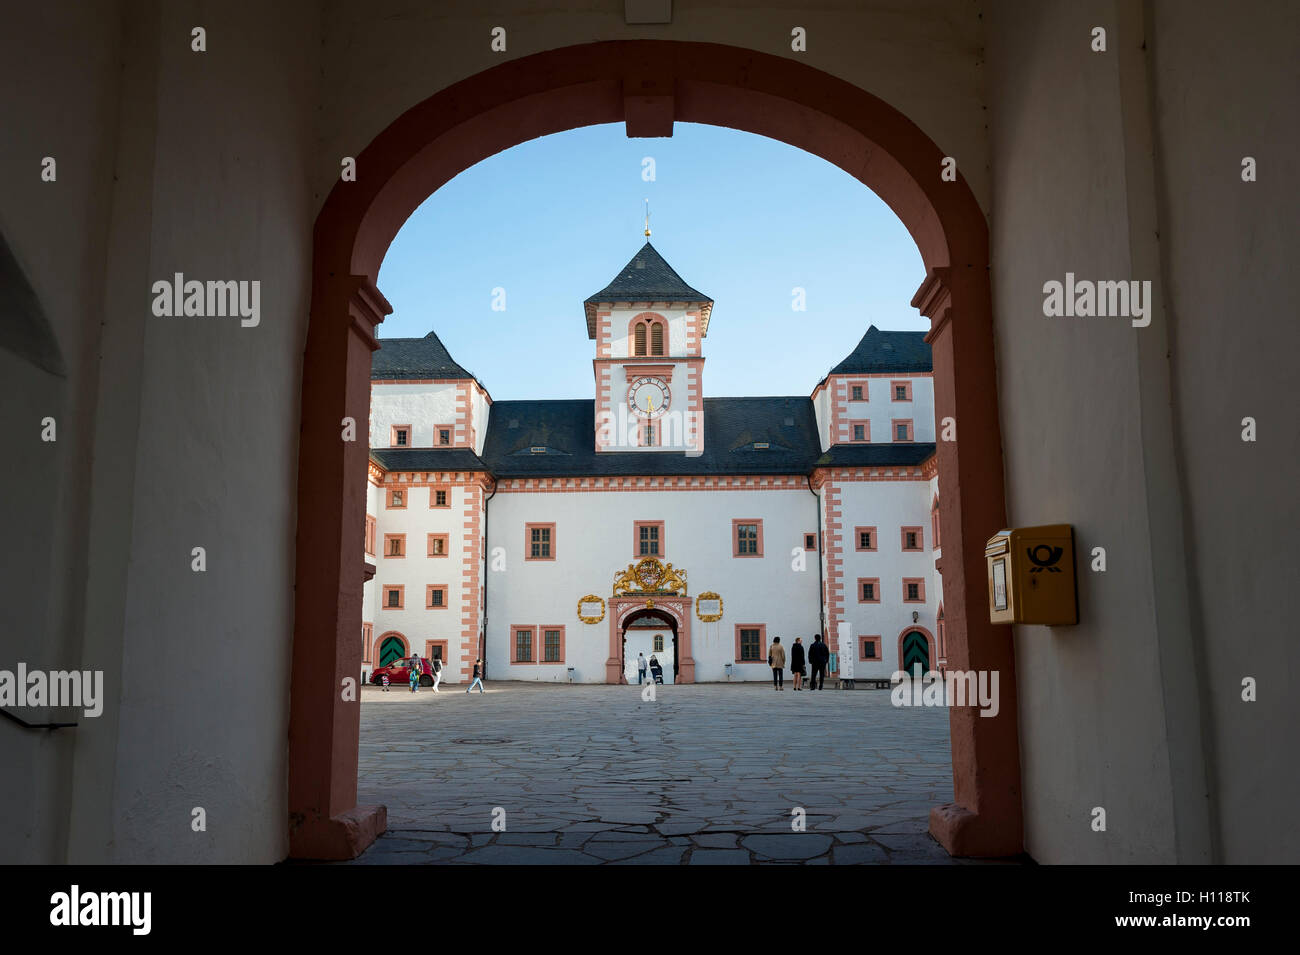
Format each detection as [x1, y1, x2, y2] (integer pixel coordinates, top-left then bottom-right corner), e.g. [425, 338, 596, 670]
[808, 633, 829, 691]
[466, 659, 485, 694]
[380, 672, 390, 692]
[409, 657, 420, 693]
[637, 652, 648, 685]
[431, 655, 442, 693]
[790, 637, 806, 691]
[768, 636, 786, 691]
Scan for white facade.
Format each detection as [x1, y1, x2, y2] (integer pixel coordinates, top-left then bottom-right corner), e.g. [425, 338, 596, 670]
[364, 249, 941, 684]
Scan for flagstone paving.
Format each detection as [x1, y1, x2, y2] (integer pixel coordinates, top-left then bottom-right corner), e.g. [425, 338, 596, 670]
[347, 681, 1016, 864]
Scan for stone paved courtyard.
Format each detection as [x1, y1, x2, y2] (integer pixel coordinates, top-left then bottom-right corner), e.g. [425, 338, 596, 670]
[349, 680, 1005, 864]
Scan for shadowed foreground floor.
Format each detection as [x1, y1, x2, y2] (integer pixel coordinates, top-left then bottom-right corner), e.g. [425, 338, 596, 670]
[346, 681, 1016, 864]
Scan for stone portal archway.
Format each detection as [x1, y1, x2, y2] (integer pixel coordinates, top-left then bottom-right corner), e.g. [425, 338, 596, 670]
[609, 598, 693, 685]
[289, 39, 1019, 861]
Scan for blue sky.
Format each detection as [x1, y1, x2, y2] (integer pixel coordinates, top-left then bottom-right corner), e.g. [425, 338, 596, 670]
[377, 123, 927, 401]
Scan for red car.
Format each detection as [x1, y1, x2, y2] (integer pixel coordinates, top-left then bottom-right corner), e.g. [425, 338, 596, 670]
[371, 656, 437, 687]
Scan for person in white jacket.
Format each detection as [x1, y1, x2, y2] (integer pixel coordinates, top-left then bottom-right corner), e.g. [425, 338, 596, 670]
[431, 655, 443, 693]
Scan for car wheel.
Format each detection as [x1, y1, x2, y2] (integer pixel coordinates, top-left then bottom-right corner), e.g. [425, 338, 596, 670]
[419, 674, 434, 687]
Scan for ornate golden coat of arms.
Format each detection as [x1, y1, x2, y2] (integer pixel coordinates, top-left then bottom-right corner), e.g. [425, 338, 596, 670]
[612, 557, 688, 596]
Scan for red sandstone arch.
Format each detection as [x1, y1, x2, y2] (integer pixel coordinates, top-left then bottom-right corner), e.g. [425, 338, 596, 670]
[289, 39, 1019, 860]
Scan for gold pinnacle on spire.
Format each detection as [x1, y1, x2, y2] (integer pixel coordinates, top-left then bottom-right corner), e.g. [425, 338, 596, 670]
[644, 198, 651, 237]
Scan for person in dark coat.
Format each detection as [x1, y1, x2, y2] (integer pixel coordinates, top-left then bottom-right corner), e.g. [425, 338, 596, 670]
[807, 634, 829, 691]
[790, 637, 806, 691]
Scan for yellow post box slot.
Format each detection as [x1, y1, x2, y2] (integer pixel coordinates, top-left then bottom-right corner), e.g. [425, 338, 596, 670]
[985, 524, 1078, 626]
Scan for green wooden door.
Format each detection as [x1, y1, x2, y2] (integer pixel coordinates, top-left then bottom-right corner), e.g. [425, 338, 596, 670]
[901, 631, 930, 677]
[378, 636, 405, 667]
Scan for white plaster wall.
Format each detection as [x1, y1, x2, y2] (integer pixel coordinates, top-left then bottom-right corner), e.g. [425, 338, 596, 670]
[813, 385, 832, 451]
[371, 382, 460, 447]
[608, 306, 691, 358]
[987, 0, 1182, 864]
[316, 1, 991, 222]
[486, 488, 822, 682]
[834, 481, 937, 678]
[1147, 0, 1300, 863]
[0, 0, 124, 865]
[839, 375, 935, 443]
[371, 483, 475, 681]
[471, 385, 491, 456]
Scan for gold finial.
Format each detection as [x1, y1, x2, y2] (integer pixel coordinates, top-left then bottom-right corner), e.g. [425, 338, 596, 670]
[643, 198, 651, 238]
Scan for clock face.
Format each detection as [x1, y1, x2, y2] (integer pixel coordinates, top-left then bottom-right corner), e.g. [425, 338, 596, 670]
[628, 376, 671, 418]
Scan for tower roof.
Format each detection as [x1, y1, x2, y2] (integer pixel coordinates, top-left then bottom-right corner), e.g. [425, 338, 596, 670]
[827, 325, 932, 376]
[584, 242, 713, 337]
[371, 330, 478, 382]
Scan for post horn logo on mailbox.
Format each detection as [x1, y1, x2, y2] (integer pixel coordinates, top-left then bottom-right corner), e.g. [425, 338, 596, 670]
[1026, 544, 1064, 573]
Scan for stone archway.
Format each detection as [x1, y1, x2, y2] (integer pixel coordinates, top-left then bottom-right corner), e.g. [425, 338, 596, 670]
[289, 39, 1019, 860]
[618, 606, 679, 684]
[608, 597, 694, 685]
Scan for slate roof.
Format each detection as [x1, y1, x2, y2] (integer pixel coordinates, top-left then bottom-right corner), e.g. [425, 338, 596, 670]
[476, 397, 933, 478]
[371, 330, 478, 381]
[827, 325, 933, 376]
[370, 448, 489, 472]
[584, 242, 714, 337]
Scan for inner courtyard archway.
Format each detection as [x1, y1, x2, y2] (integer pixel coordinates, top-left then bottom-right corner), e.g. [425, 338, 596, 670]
[289, 39, 1019, 860]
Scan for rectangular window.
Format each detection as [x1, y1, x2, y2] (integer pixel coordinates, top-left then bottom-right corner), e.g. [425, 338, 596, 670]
[542, 628, 564, 663]
[391, 424, 412, 447]
[362, 622, 374, 664]
[733, 519, 763, 557]
[635, 521, 664, 557]
[653, 634, 664, 652]
[855, 526, 877, 552]
[903, 578, 926, 603]
[426, 585, 448, 609]
[850, 420, 869, 442]
[526, 523, 555, 560]
[425, 640, 447, 663]
[650, 322, 664, 356]
[386, 488, 406, 509]
[430, 486, 450, 508]
[901, 526, 923, 552]
[435, 424, 453, 446]
[384, 534, 405, 558]
[383, 585, 404, 609]
[804, 533, 817, 551]
[364, 515, 377, 556]
[427, 533, 448, 557]
[860, 636, 880, 661]
[932, 503, 941, 549]
[858, 578, 880, 603]
[892, 419, 913, 442]
[892, 380, 913, 401]
[850, 384, 864, 401]
[736, 625, 766, 663]
[644, 422, 655, 446]
[513, 627, 535, 663]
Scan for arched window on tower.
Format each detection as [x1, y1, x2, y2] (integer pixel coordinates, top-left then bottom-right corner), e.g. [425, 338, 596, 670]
[650, 321, 664, 356]
[634, 322, 647, 356]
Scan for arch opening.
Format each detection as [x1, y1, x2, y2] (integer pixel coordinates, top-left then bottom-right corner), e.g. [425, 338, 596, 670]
[289, 39, 1018, 861]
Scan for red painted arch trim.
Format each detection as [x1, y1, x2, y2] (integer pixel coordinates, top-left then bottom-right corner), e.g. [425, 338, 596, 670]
[291, 38, 1015, 862]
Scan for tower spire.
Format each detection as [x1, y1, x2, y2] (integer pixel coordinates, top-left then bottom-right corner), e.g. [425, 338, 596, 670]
[643, 198, 651, 238]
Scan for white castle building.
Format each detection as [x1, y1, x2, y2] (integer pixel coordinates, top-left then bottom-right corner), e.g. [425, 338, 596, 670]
[360, 242, 944, 685]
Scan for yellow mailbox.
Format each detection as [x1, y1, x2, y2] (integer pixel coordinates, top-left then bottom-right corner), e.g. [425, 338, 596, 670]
[985, 524, 1078, 626]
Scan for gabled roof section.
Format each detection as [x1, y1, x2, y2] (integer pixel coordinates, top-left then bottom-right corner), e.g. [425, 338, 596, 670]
[827, 325, 933, 376]
[584, 242, 714, 337]
[371, 330, 478, 382]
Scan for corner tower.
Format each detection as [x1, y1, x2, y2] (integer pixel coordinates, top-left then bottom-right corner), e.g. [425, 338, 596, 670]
[584, 242, 712, 454]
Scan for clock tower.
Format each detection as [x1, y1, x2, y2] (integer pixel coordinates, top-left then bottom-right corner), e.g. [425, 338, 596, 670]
[584, 242, 712, 454]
